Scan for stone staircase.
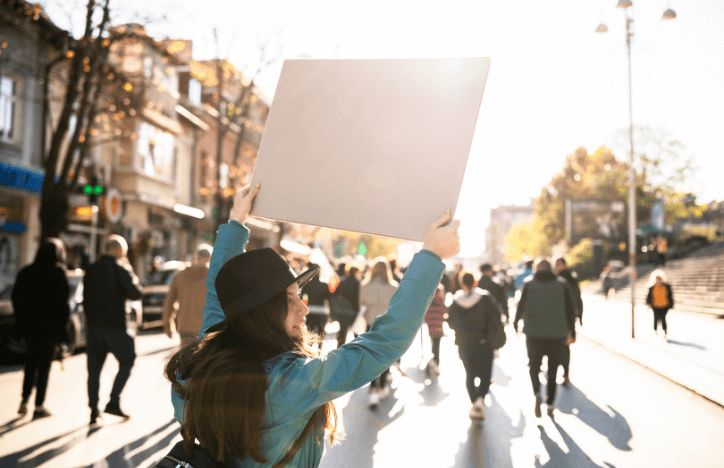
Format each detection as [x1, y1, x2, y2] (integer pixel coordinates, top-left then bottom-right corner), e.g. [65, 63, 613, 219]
[606, 243, 724, 316]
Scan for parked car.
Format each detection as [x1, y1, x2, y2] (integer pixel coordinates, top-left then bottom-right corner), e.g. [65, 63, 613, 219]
[141, 260, 188, 329]
[0, 269, 142, 361]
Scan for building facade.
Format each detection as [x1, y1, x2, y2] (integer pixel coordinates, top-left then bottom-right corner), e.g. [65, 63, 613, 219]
[485, 204, 535, 265]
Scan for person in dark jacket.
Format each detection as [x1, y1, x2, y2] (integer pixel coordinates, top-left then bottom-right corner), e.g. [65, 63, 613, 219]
[84, 234, 142, 424]
[301, 262, 332, 348]
[12, 239, 70, 419]
[645, 270, 674, 337]
[447, 272, 500, 420]
[514, 259, 576, 418]
[478, 263, 509, 322]
[332, 265, 360, 348]
[555, 257, 583, 385]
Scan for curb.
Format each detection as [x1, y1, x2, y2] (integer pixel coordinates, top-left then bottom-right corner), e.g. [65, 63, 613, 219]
[580, 333, 724, 410]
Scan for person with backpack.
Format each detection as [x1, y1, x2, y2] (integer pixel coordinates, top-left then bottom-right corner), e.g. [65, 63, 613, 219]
[447, 272, 505, 420]
[12, 239, 70, 419]
[160, 185, 460, 467]
[514, 259, 576, 418]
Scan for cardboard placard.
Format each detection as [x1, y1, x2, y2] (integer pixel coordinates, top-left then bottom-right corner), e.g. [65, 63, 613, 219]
[251, 58, 490, 241]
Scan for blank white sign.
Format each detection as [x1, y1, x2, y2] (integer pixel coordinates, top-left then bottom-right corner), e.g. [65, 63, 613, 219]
[250, 58, 490, 241]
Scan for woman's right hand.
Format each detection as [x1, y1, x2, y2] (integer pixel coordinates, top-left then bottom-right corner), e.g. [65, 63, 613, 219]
[422, 211, 460, 260]
[229, 184, 261, 225]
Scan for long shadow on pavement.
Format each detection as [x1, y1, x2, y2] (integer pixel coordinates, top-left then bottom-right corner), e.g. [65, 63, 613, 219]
[0, 425, 98, 467]
[535, 423, 605, 468]
[555, 384, 632, 451]
[87, 419, 179, 467]
[665, 339, 707, 351]
[450, 392, 525, 468]
[320, 385, 405, 468]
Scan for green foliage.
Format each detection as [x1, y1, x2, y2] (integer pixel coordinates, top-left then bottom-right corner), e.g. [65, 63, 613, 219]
[504, 218, 551, 262]
[535, 146, 629, 247]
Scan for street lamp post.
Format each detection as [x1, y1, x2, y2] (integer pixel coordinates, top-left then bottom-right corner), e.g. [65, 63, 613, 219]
[596, 1, 676, 339]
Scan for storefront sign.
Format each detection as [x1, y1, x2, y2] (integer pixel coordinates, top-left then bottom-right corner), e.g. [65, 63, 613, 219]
[0, 162, 43, 193]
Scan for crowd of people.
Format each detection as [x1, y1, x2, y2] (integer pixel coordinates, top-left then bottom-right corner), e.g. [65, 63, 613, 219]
[8, 185, 679, 467]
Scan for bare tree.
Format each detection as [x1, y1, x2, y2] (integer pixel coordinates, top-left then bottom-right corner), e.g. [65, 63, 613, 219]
[209, 35, 280, 232]
[39, 0, 142, 239]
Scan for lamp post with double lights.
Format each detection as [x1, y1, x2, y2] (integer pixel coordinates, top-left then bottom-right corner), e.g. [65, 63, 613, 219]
[595, 0, 677, 339]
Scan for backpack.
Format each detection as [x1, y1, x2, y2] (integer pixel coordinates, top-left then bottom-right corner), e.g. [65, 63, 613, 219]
[154, 441, 223, 468]
[485, 297, 506, 350]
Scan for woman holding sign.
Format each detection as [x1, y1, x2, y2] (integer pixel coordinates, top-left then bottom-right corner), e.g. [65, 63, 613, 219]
[158, 185, 459, 468]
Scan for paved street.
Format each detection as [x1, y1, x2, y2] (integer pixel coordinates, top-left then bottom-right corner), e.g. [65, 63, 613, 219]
[1, 314, 723, 467]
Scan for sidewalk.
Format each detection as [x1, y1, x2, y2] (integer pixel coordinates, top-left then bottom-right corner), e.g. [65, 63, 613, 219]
[579, 293, 724, 407]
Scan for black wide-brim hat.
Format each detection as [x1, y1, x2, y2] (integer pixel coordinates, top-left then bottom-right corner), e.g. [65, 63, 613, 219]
[206, 248, 319, 334]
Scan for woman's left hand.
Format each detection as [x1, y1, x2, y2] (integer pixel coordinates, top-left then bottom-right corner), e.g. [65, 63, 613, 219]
[229, 184, 261, 225]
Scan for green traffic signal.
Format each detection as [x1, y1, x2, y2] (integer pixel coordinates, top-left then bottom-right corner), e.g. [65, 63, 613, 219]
[82, 184, 105, 196]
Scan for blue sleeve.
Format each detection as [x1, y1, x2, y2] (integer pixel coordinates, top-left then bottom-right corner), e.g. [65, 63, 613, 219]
[272, 250, 444, 415]
[199, 221, 250, 335]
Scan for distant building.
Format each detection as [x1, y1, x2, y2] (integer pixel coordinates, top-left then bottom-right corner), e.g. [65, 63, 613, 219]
[485, 204, 534, 265]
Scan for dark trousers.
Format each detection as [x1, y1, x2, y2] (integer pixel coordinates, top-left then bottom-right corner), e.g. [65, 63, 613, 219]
[458, 341, 494, 403]
[337, 319, 354, 348]
[22, 337, 55, 406]
[560, 344, 570, 377]
[430, 336, 441, 366]
[653, 308, 669, 332]
[86, 326, 135, 410]
[526, 337, 566, 405]
[306, 314, 327, 340]
[366, 325, 391, 389]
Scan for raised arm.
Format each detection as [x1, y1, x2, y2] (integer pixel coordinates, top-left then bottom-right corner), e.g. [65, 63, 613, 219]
[199, 185, 259, 335]
[274, 212, 460, 414]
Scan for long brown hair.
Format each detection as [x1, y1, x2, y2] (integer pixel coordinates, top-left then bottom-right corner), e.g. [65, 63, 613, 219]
[165, 292, 337, 464]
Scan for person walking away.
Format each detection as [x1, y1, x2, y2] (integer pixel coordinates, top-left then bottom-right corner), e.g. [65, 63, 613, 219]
[159, 186, 460, 467]
[514, 259, 576, 418]
[646, 270, 674, 338]
[554, 257, 583, 386]
[84, 235, 143, 424]
[424, 285, 446, 377]
[301, 262, 332, 349]
[360, 259, 399, 408]
[12, 239, 70, 419]
[478, 263, 509, 322]
[331, 265, 361, 348]
[447, 273, 501, 420]
[162, 244, 212, 347]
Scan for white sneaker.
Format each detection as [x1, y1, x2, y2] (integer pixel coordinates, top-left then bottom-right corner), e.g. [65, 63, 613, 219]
[368, 391, 380, 408]
[469, 397, 485, 420]
[474, 397, 485, 419]
[547, 404, 555, 418]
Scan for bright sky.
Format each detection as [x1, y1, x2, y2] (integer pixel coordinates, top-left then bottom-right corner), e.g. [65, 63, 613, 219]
[45, 0, 724, 256]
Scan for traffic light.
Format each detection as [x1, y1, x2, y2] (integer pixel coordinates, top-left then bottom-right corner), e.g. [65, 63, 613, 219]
[82, 183, 105, 205]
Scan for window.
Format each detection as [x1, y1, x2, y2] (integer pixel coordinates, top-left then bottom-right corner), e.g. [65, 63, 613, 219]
[137, 122, 175, 180]
[0, 76, 21, 145]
